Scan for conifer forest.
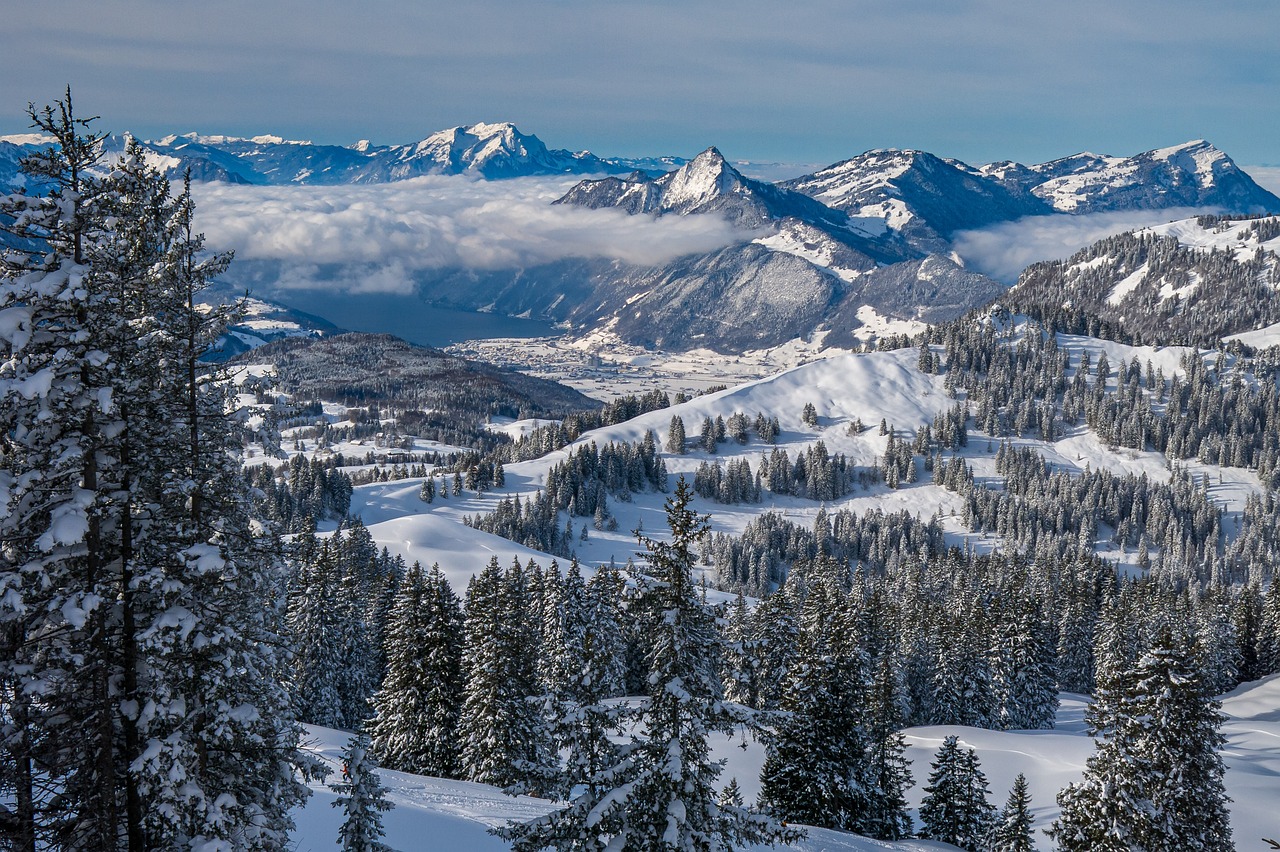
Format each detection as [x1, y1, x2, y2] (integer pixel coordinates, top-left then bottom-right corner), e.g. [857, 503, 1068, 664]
[3, 88, 1280, 852]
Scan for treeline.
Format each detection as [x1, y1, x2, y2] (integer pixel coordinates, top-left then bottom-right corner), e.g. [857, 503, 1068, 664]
[1009, 217, 1280, 346]
[693, 441, 878, 504]
[494, 389, 673, 463]
[927, 310, 1280, 583]
[284, 505, 1280, 843]
[246, 454, 354, 533]
[465, 436, 668, 556]
[286, 521, 406, 730]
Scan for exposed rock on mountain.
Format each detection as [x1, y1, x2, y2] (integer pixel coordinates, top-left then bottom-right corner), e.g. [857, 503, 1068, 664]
[558, 147, 878, 239]
[988, 140, 1279, 215]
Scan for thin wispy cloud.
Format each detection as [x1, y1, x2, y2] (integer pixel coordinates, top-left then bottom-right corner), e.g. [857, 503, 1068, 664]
[192, 176, 760, 294]
[951, 207, 1218, 284]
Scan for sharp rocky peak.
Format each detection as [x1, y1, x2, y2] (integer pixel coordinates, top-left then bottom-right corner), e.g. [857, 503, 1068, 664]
[657, 146, 746, 207]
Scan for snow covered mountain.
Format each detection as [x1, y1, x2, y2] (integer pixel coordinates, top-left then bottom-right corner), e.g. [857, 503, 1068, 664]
[9, 126, 1280, 355]
[535, 148, 997, 350]
[0, 124, 662, 187]
[784, 141, 1279, 255]
[558, 146, 876, 235]
[986, 140, 1280, 215]
[1009, 213, 1280, 345]
[350, 122, 623, 182]
[537, 142, 1276, 353]
[782, 149, 1050, 253]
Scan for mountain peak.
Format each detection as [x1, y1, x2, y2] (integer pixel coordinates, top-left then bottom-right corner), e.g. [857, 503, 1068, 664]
[658, 147, 744, 209]
[463, 121, 520, 137]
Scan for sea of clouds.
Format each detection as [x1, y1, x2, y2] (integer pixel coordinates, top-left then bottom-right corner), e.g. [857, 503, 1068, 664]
[192, 175, 759, 294]
[951, 207, 1218, 284]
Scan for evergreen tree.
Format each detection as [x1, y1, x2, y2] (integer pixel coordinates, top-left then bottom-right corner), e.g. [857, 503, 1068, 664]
[759, 559, 871, 832]
[667, 415, 687, 454]
[992, 603, 1059, 730]
[862, 649, 914, 841]
[918, 736, 996, 852]
[368, 563, 463, 778]
[535, 559, 624, 800]
[700, 416, 718, 453]
[288, 537, 346, 727]
[458, 557, 553, 792]
[495, 479, 800, 851]
[991, 773, 1035, 852]
[1050, 627, 1234, 852]
[0, 93, 313, 849]
[720, 592, 759, 708]
[331, 731, 393, 852]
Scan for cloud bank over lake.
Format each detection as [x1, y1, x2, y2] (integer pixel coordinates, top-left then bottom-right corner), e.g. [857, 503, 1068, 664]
[194, 176, 759, 294]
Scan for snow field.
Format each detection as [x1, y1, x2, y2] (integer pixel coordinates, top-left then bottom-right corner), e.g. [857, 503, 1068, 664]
[290, 675, 1280, 851]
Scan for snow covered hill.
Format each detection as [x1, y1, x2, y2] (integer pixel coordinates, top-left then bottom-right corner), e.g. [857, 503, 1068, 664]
[289, 674, 1280, 850]
[256, 333, 1263, 590]
[1010, 214, 1280, 345]
[247, 321, 1280, 850]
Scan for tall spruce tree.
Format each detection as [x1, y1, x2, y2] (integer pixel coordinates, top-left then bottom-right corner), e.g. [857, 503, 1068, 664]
[458, 557, 553, 792]
[0, 92, 313, 850]
[667, 415, 687, 455]
[990, 773, 1035, 852]
[331, 731, 393, 852]
[759, 558, 872, 832]
[862, 649, 914, 840]
[918, 736, 996, 852]
[1050, 627, 1234, 852]
[368, 562, 463, 777]
[287, 536, 346, 727]
[495, 479, 800, 851]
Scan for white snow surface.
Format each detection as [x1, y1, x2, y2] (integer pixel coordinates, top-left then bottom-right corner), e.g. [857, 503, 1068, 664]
[1103, 263, 1148, 306]
[1226, 319, 1280, 349]
[291, 674, 1280, 850]
[302, 334, 1255, 584]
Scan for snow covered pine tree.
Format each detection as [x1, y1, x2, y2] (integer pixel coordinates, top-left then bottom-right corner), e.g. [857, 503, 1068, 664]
[0, 91, 315, 850]
[1050, 626, 1233, 852]
[495, 478, 801, 851]
[331, 730, 394, 852]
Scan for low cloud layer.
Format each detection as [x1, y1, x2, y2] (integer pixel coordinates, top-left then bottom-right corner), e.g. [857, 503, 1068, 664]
[952, 207, 1217, 284]
[1245, 166, 1280, 198]
[192, 176, 758, 294]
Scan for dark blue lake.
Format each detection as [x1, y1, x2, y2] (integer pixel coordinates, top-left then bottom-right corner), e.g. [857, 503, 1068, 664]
[276, 291, 561, 348]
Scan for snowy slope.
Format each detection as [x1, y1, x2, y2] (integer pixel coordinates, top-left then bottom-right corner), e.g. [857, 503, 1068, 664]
[1010, 214, 1280, 344]
[281, 334, 1262, 587]
[290, 674, 1280, 851]
[1020, 140, 1278, 215]
[293, 724, 957, 851]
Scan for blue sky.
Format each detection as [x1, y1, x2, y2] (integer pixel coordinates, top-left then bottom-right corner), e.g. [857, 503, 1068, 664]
[6, 0, 1279, 168]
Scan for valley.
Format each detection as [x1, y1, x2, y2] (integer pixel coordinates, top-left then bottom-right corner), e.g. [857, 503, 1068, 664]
[6, 93, 1280, 852]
